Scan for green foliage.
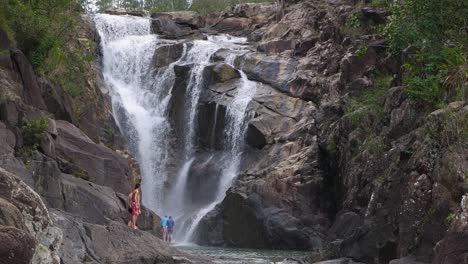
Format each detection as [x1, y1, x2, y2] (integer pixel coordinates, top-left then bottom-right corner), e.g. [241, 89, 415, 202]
[346, 13, 361, 29]
[190, 0, 271, 15]
[71, 168, 88, 179]
[385, 0, 468, 106]
[369, 0, 391, 8]
[355, 46, 367, 58]
[342, 13, 364, 38]
[22, 118, 49, 148]
[363, 133, 385, 155]
[446, 212, 456, 225]
[0, 0, 88, 100]
[345, 73, 393, 125]
[403, 47, 466, 106]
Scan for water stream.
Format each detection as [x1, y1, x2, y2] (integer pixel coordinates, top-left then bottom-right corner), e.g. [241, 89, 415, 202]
[94, 14, 256, 243]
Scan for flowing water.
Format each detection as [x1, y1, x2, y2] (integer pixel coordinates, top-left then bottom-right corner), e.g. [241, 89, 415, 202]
[177, 245, 308, 264]
[94, 14, 256, 243]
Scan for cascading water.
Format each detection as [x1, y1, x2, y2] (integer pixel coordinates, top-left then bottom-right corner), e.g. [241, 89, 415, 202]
[94, 14, 256, 243]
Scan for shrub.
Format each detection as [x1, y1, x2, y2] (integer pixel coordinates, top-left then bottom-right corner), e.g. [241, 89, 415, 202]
[345, 73, 393, 125]
[22, 118, 49, 148]
[190, 0, 272, 16]
[0, 0, 87, 101]
[385, 0, 468, 107]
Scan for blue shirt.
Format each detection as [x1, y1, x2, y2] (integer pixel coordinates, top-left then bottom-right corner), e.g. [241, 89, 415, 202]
[167, 218, 175, 229]
[161, 217, 168, 227]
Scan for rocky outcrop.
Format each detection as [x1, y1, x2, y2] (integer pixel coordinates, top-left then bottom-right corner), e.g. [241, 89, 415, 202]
[51, 210, 194, 264]
[105, 8, 148, 17]
[55, 120, 131, 194]
[0, 23, 182, 264]
[150, 2, 467, 263]
[151, 12, 206, 40]
[0, 167, 62, 264]
[9, 49, 47, 110]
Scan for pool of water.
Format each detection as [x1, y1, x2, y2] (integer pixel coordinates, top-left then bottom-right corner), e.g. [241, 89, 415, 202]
[176, 244, 309, 264]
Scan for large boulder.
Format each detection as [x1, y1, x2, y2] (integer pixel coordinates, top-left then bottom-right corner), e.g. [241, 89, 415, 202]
[54, 120, 131, 194]
[212, 63, 240, 83]
[237, 52, 298, 92]
[151, 12, 205, 40]
[211, 17, 253, 34]
[152, 11, 204, 29]
[0, 167, 62, 264]
[51, 210, 202, 264]
[153, 42, 187, 68]
[0, 226, 36, 264]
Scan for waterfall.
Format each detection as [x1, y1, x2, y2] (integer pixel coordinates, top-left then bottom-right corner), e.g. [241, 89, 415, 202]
[94, 14, 256, 243]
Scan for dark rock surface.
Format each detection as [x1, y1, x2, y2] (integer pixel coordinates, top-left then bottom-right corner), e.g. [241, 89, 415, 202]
[9, 49, 47, 110]
[0, 167, 62, 264]
[51, 210, 196, 264]
[55, 120, 131, 194]
[0, 31, 188, 264]
[38, 77, 77, 124]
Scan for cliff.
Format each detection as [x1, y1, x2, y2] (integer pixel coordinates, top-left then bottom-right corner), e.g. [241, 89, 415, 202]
[148, 1, 467, 263]
[0, 16, 204, 264]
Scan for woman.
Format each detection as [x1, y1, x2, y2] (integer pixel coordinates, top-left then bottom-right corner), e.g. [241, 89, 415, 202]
[128, 183, 141, 230]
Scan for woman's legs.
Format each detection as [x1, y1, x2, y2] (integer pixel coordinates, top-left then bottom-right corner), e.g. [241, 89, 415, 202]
[132, 214, 138, 229]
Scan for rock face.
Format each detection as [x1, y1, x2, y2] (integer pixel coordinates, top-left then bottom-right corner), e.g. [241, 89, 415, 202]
[0, 26, 187, 264]
[38, 77, 77, 124]
[0, 167, 62, 264]
[142, 2, 467, 264]
[55, 120, 131, 194]
[51, 210, 192, 264]
[151, 11, 205, 39]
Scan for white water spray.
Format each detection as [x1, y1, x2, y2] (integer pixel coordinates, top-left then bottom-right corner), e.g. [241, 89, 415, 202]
[95, 14, 256, 242]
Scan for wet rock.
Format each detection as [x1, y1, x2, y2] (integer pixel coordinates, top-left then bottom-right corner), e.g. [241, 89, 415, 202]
[246, 123, 267, 149]
[389, 257, 428, 264]
[153, 42, 187, 68]
[311, 259, 365, 264]
[152, 11, 204, 29]
[151, 12, 205, 40]
[169, 64, 192, 140]
[55, 120, 131, 194]
[238, 52, 298, 92]
[212, 63, 240, 83]
[211, 17, 253, 35]
[197, 102, 227, 150]
[10, 49, 47, 110]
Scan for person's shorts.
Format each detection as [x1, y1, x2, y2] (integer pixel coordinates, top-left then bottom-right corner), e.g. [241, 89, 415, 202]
[162, 226, 167, 233]
[167, 228, 173, 235]
[131, 202, 139, 216]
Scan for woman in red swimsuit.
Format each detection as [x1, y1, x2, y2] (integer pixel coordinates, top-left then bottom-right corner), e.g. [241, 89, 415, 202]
[128, 183, 141, 229]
